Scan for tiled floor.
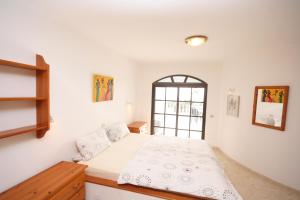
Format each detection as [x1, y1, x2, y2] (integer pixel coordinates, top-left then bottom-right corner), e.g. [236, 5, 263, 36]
[214, 148, 300, 200]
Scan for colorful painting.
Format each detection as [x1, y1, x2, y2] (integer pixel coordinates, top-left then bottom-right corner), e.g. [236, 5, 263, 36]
[253, 86, 289, 131]
[260, 89, 285, 103]
[93, 74, 113, 102]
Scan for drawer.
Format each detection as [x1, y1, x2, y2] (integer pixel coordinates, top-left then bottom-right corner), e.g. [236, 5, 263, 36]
[69, 187, 85, 200]
[50, 173, 85, 200]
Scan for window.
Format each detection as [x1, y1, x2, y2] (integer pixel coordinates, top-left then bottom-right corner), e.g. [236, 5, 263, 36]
[151, 75, 207, 140]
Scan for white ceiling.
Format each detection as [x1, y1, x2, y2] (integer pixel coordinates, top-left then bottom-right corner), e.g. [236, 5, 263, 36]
[7, 0, 300, 63]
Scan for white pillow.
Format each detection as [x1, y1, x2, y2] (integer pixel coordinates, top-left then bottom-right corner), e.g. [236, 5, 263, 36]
[76, 128, 111, 161]
[102, 122, 130, 142]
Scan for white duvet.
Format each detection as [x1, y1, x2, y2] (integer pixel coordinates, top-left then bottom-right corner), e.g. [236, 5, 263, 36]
[117, 136, 242, 200]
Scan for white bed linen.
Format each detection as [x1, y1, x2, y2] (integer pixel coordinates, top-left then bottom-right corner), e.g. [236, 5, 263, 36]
[80, 133, 151, 181]
[118, 136, 243, 200]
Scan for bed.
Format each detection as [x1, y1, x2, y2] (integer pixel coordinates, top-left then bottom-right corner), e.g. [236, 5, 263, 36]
[80, 133, 242, 200]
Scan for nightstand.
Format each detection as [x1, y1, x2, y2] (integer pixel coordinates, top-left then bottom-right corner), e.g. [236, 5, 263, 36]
[128, 121, 147, 134]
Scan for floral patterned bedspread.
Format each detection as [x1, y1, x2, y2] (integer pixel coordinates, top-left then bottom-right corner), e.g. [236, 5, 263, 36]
[117, 136, 242, 200]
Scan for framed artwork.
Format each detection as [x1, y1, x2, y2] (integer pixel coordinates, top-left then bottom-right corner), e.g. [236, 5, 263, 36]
[93, 74, 114, 102]
[227, 95, 240, 117]
[252, 86, 289, 131]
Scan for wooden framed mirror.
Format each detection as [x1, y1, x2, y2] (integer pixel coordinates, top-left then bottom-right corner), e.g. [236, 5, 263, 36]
[252, 86, 289, 131]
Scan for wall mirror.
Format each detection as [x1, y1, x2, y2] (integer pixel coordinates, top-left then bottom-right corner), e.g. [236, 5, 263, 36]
[252, 86, 289, 131]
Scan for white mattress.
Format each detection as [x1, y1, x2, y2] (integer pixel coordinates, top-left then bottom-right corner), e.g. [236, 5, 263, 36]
[80, 133, 152, 181]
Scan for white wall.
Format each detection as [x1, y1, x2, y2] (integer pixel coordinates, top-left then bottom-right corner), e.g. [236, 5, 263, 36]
[134, 62, 222, 146]
[0, 3, 137, 192]
[218, 45, 300, 190]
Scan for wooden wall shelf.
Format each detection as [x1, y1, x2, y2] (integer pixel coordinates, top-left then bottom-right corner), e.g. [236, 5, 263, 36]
[0, 55, 50, 139]
[0, 59, 46, 71]
[0, 97, 46, 101]
[0, 125, 48, 139]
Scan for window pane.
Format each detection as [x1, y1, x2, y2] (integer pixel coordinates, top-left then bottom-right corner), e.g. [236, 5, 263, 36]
[165, 128, 176, 137]
[153, 83, 206, 140]
[154, 114, 164, 127]
[154, 127, 164, 136]
[178, 116, 189, 129]
[173, 76, 186, 83]
[155, 101, 165, 113]
[190, 117, 202, 131]
[165, 101, 177, 114]
[190, 131, 202, 140]
[191, 103, 203, 116]
[165, 115, 176, 128]
[186, 77, 201, 83]
[192, 88, 204, 102]
[178, 102, 190, 115]
[179, 88, 191, 101]
[159, 77, 172, 82]
[166, 87, 177, 100]
[155, 87, 165, 100]
[178, 130, 189, 139]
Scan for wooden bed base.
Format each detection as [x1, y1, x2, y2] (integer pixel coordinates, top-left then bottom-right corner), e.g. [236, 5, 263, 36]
[86, 175, 213, 200]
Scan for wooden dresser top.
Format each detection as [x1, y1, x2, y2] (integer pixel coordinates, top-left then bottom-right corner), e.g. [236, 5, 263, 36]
[0, 161, 87, 200]
[128, 121, 146, 128]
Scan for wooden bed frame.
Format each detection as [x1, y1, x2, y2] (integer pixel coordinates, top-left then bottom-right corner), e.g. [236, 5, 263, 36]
[86, 175, 214, 200]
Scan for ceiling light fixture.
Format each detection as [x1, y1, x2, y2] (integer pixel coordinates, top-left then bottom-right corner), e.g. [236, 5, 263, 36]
[185, 35, 208, 46]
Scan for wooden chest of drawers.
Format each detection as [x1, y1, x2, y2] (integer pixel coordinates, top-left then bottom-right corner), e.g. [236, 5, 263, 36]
[0, 161, 87, 200]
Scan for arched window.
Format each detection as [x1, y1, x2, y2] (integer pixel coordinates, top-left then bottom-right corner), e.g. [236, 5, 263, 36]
[151, 75, 208, 140]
